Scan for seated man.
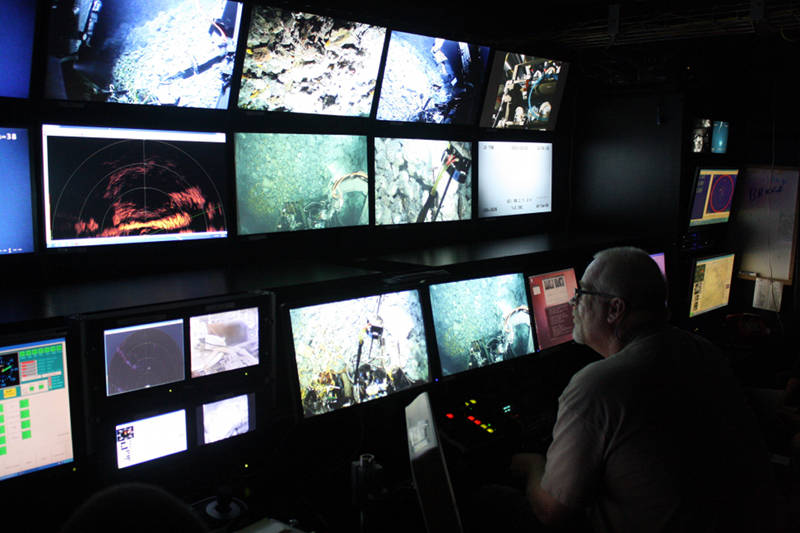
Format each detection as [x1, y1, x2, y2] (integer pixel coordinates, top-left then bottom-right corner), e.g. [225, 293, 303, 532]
[513, 246, 774, 532]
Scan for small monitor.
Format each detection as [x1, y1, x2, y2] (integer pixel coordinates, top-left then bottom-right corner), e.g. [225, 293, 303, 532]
[478, 141, 552, 218]
[0, 127, 35, 255]
[190, 307, 259, 378]
[430, 273, 533, 377]
[44, 0, 243, 108]
[688, 168, 739, 227]
[104, 319, 185, 396]
[115, 409, 187, 469]
[650, 252, 667, 278]
[377, 31, 490, 124]
[374, 138, 472, 225]
[238, 6, 386, 116]
[690, 253, 735, 317]
[235, 133, 368, 235]
[690, 118, 712, 154]
[0, 0, 36, 98]
[528, 268, 578, 351]
[480, 52, 568, 131]
[42, 124, 228, 248]
[0, 337, 74, 481]
[289, 290, 430, 418]
[197, 393, 256, 445]
[711, 121, 729, 154]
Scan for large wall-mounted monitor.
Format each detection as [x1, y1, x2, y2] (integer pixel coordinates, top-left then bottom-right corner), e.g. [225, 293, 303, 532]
[0, 336, 74, 481]
[689, 253, 735, 317]
[235, 132, 368, 235]
[0, 127, 35, 255]
[480, 52, 568, 131]
[42, 124, 228, 249]
[115, 409, 187, 469]
[374, 138, 472, 225]
[289, 290, 430, 418]
[238, 6, 386, 116]
[478, 141, 552, 218]
[44, 0, 243, 108]
[528, 268, 577, 351]
[429, 273, 533, 377]
[688, 168, 739, 227]
[0, 1, 36, 99]
[377, 31, 490, 124]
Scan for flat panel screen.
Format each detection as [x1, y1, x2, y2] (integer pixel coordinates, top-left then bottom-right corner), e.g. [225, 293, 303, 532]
[235, 133, 368, 235]
[0, 338, 74, 481]
[190, 307, 258, 378]
[115, 409, 187, 469]
[0, 127, 35, 255]
[104, 319, 185, 396]
[478, 141, 552, 218]
[198, 393, 255, 445]
[290, 290, 430, 418]
[690, 253, 735, 317]
[45, 0, 243, 108]
[711, 121, 729, 154]
[528, 268, 577, 351]
[650, 252, 666, 278]
[0, 0, 36, 98]
[238, 6, 385, 116]
[42, 124, 228, 248]
[375, 138, 472, 225]
[480, 52, 568, 131]
[689, 168, 739, 227]
[430, 273, 533, 376]
[377, 31, 490, 124]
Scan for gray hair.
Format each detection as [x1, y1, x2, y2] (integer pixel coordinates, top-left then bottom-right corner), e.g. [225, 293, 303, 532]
[591, 246, 668, 316]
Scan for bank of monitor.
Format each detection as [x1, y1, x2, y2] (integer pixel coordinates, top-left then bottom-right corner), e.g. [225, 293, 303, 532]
[289, 289, 431, 418]
[528, 268, 577, 351]
[374, 138, 472, 225]
[0, 336, 74, 482]
[688, 168, 739, 227]
[478, 141, 552, 218]
[0, 126, 35, 255]
[42, 124, 228, 249]
[689, 253, 736, 317]
[44, 0, 244, 109]
[429, 273, 533, 377]
[480, 52, 569, 131]
[0, 0, 36, 99]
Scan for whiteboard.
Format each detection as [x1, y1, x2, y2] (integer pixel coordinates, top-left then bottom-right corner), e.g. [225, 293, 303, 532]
[731, 166, 799, 284]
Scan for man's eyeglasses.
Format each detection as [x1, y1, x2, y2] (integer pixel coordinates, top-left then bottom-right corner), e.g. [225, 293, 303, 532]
[573, 287, 619, 302]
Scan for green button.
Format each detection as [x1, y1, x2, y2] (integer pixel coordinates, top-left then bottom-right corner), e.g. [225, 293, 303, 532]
[22, 430, 31, 440]
[0, 435, 5, 445]
[0, 426, 5, 435]
[21, 420, 30, 429]
[20, 410, 29, 419]
[0, 446, 6, 455]
[39, 384, 44, 390]
[0, 415, 4, 424]
[0, 404, 4, 412]
[20, 399, 29, 408]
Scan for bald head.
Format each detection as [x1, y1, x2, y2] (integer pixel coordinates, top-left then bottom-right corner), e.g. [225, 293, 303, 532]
[588, 246, 668, 318]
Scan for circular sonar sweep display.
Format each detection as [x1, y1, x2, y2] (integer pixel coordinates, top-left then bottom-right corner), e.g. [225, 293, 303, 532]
[708, 174, 735, 213]
[107, 328, 184, 395]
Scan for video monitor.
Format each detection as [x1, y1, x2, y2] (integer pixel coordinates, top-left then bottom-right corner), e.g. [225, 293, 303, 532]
[197, 393, 255, 445]
[711, 121, 729, 154]
[238, 6, 386, 116]
[0, 337, 74, 481]
[190, 307, 258, 378]
[478, 141, 552, 218]
[688, 168, 739, 227]
[104, 319, 185, 396]
[650, 252, 667, 278]
[235, 133, 368, 235]
[289, 290, 430, 418]
[377, 31, 490, 124]
[0, 127, 35, 255]
[374, 138, 472, 225]
[528, 268, 578, 351]
[691, 118, 712, 153]
[690, 253, 735, 317]
[44, 0, 243, 108]
[42, 124, 228, 248]
[429, 273, 533, 377]
[115, 409, 187, 469]
[0, 1, 36, 99]
[480, 52, 568, 131]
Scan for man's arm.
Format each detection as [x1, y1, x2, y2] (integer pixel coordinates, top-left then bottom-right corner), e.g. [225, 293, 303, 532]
[511, 453, 573, 527]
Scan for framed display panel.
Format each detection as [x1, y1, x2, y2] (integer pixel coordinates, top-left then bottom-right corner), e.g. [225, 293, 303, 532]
[0, 0, 36, 99]
[688, 168, 739, 228]
[527, 268, 577, 351]
[689, 253, 736, 318]
[0, 126, 35, 255]
[477, 141, 552, 218]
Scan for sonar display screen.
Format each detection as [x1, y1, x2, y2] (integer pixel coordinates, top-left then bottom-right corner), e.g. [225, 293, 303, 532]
[377, 31, 490, 124]
[45, 0, 243, 109]
[430, 273, 533, 376]
[374, 138, 472, 225]
[528, 268, 578, 351]
[689, 169, 739, 227]
[690, 253, 735, 317]
[42, 125, 228, 248]
[190, 307, 259, 378]
[290, 290, 430, 418]
[104, 319, 185, 396]
[480, 52, 568, 131]
[235, 133, 368, 235]
[0, 127, 35, 255]
[238, 6, 386, 116]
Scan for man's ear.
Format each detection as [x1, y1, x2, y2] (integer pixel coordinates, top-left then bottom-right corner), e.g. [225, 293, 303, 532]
[606, 297, 626, 323]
